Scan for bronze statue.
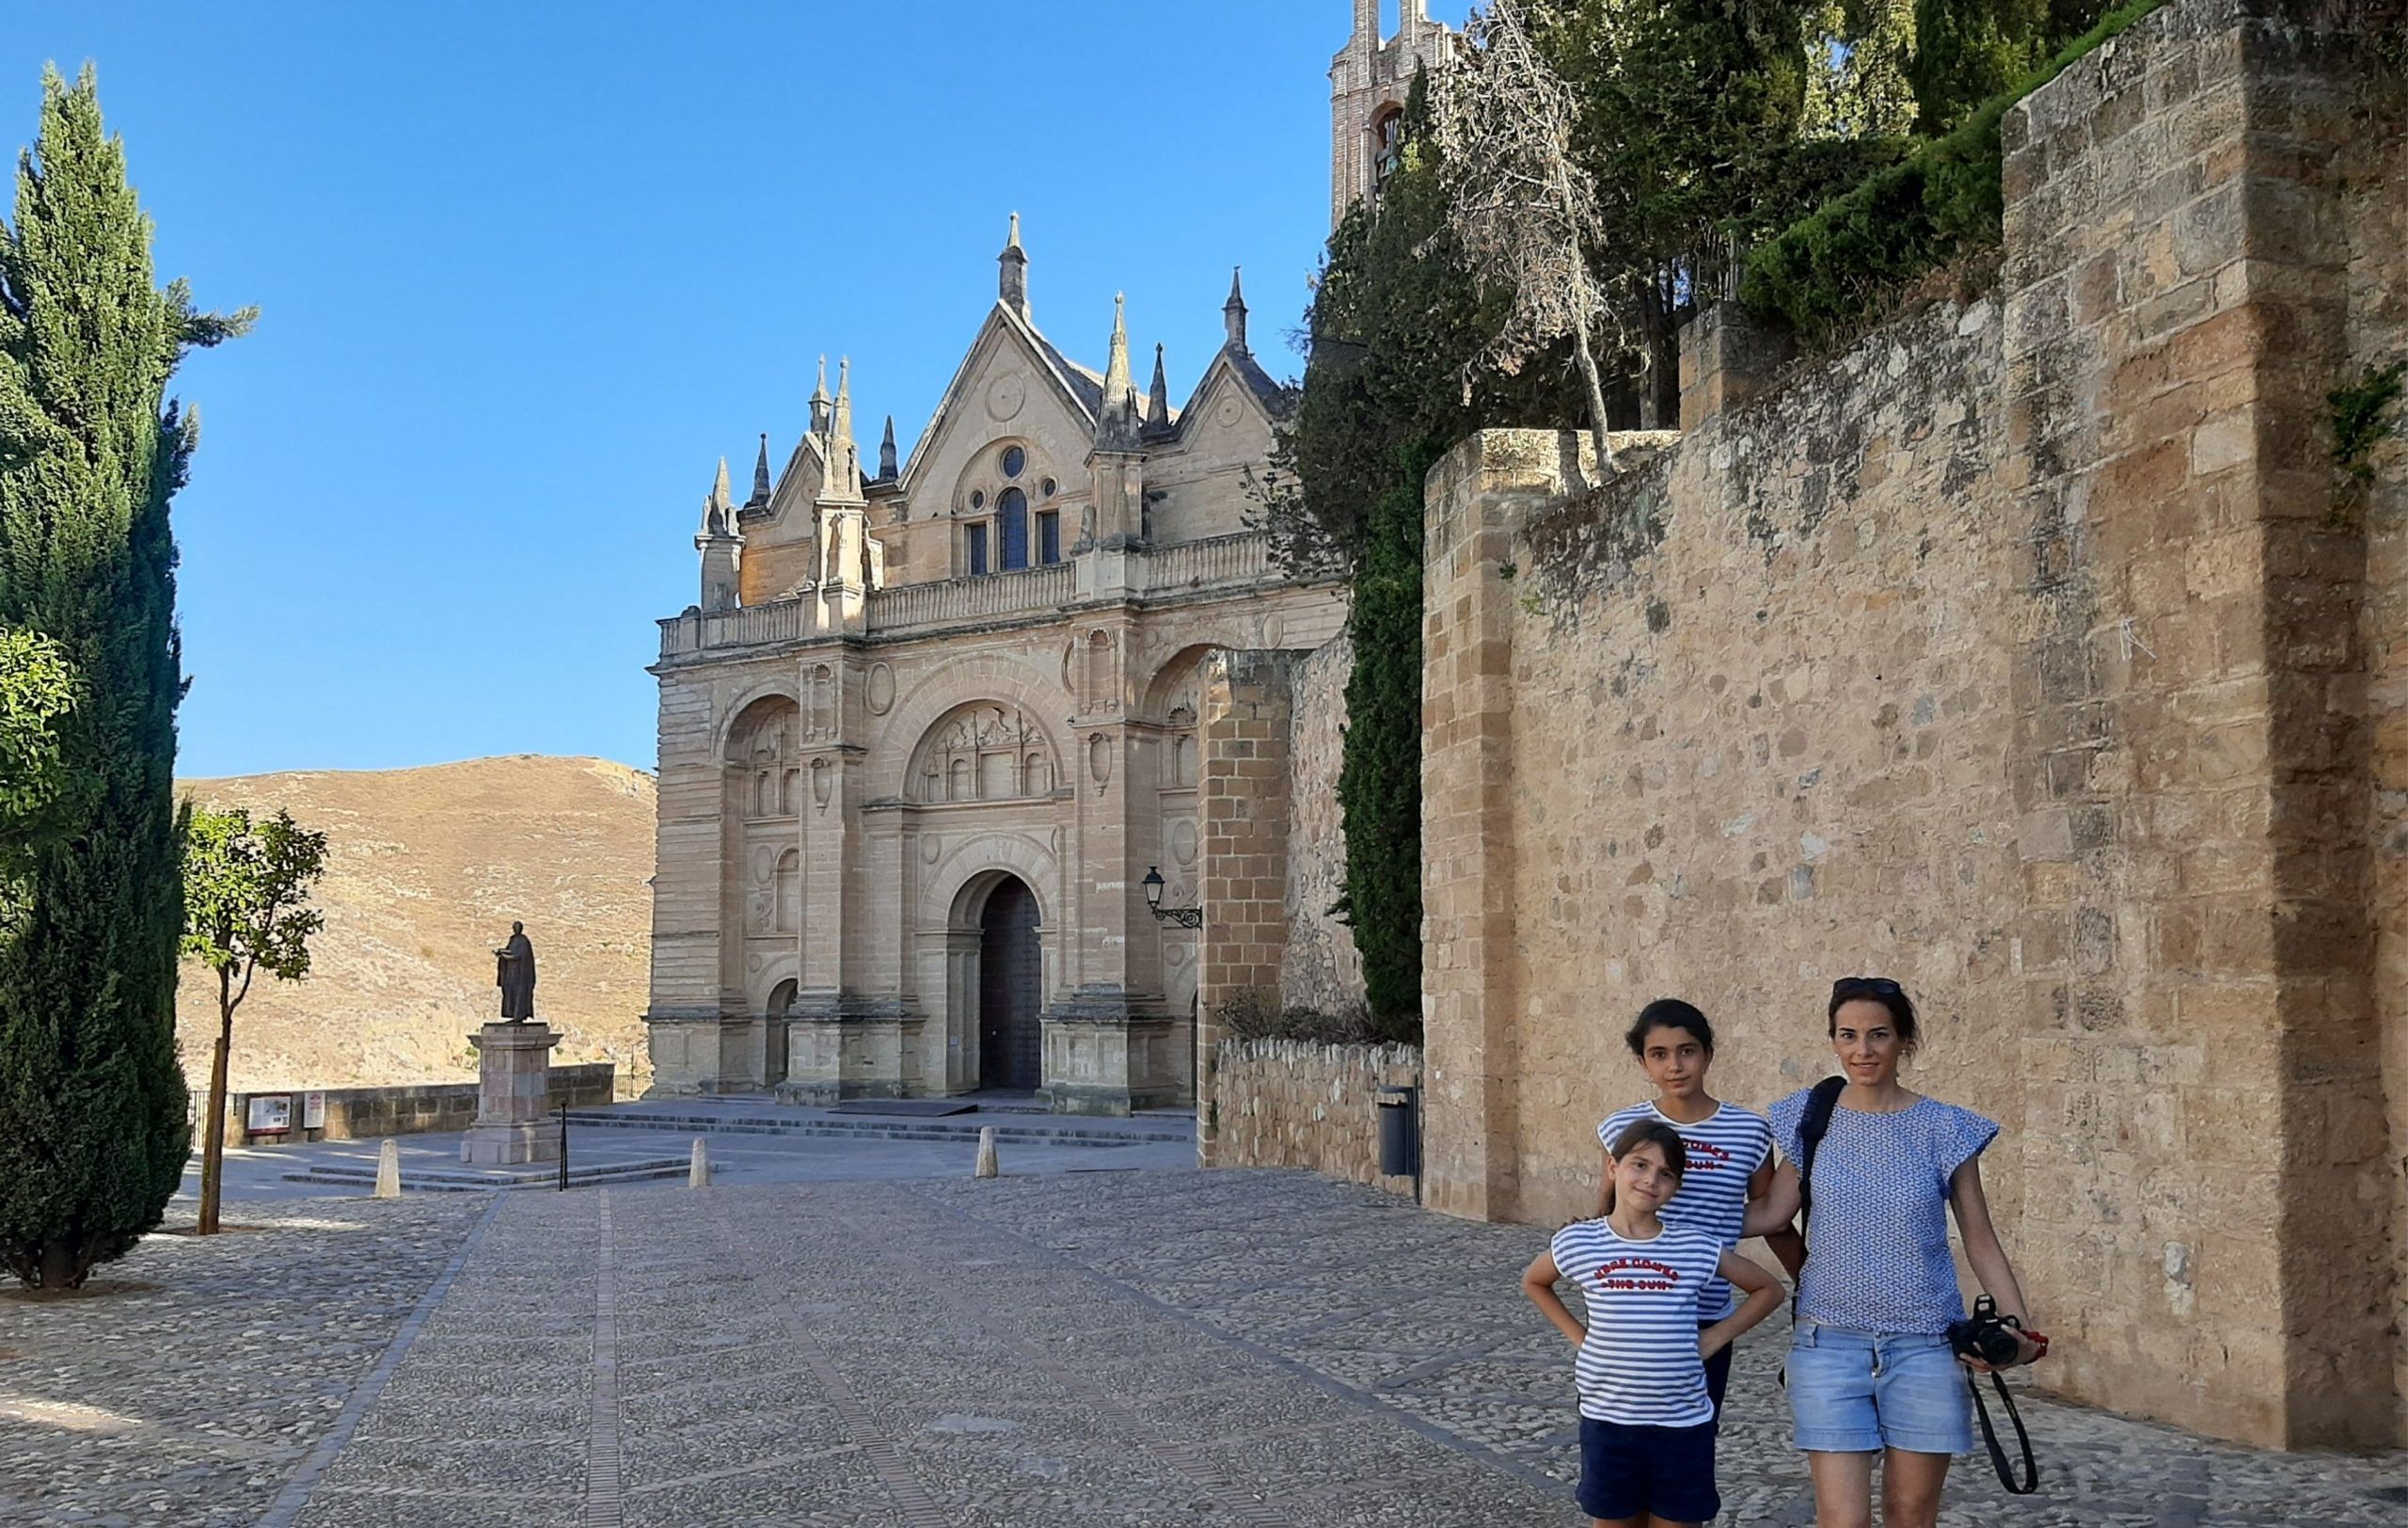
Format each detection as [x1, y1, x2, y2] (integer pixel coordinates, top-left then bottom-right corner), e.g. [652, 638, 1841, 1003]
[494, 921, 537, 1022]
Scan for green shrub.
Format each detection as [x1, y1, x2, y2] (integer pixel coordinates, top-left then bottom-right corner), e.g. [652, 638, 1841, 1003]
[1741, 0, 2167, 346]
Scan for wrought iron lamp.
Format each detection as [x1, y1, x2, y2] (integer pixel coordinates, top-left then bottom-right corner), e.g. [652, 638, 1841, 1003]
[1142, 866, 1202, 930]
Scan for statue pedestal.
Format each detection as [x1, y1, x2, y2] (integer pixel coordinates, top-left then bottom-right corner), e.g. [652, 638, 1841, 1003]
[462, 1022, 561, 1166]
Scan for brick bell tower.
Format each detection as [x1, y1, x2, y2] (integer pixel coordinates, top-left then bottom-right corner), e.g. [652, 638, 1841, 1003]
[1328, 1, 1459, 229]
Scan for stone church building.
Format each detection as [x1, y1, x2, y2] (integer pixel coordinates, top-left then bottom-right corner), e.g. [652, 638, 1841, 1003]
[642, 4, 1452, 1113]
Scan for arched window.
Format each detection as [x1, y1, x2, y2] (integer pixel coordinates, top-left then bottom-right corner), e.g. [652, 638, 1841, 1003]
[1373, 108, 1404, 194]
[998, 486, 1029, 571]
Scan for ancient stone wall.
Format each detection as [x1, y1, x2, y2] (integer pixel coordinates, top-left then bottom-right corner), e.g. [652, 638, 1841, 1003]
[1207, 1039, 1418, 1192]
[1418, 0, 2404, 1449]
[1281, 632, 1366, 1016]
[2351, 106, 2408, 1453]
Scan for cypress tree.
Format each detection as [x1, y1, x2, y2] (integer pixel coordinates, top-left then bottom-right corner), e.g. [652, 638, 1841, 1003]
[0, 66, 247, 1288]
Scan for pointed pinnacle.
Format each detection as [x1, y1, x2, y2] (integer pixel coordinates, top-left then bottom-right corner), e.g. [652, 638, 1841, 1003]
[711, 455, 732, 507]
[811, 355, 830, 404]
[1007, 211, 1022, 249]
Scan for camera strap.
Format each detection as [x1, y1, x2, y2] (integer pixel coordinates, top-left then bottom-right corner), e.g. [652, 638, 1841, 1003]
[1965, 1367, 2041, 1495]
[1788, 1075, 1847, 1323]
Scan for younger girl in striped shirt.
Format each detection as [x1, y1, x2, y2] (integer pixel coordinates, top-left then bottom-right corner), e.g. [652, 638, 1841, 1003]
[1524, 1122, 1785, 1527]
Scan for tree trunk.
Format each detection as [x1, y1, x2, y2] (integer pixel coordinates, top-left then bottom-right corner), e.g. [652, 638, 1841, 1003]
[198, 977, 232, 1236]
[1572, 324, 1618, 478]
[39, 1239, 75, 1290]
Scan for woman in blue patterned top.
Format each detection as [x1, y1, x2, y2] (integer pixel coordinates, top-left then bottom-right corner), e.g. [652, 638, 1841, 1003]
[1745, 978, 2043, 1528]
[1593, 998, 1803, 1417]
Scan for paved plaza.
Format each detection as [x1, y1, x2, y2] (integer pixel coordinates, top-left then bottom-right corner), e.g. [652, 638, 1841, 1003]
[3, 1164, 2404, 1526]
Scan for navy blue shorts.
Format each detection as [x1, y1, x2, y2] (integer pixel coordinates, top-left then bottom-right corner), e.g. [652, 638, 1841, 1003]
[1576, 1416, 1720, 1524]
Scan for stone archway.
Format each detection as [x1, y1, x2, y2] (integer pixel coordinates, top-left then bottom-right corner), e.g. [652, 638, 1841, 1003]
[975, 876, 1043, 1091]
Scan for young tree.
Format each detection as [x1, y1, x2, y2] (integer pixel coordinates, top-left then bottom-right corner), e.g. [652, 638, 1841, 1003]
[181, 807, 326, 1235]
[1432, 0, 1623, 474]
[0, 66, 250, 1287]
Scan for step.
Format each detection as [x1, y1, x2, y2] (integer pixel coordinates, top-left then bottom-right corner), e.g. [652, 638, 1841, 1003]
[285, 1155, 691, 1193]
[561, 1108, 1191, 1148]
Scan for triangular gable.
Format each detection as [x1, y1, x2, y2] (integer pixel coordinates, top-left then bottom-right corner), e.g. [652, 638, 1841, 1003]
[752, 432, 829, 529]
[897, 304, 1106, 496]
[1159, 346, 1294, 452]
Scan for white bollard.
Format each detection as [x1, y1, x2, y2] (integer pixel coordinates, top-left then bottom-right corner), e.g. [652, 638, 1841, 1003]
[689, 1137, 711, 1187]
[374, 1138, 402, 1199]
[974, 1125, 999, 1179]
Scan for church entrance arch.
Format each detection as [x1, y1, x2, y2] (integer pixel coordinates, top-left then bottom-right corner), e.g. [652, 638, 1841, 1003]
[974, 875, 1043, 1090]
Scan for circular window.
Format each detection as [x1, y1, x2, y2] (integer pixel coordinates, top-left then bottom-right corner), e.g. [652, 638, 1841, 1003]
[1001, 446, 1026, 479]
[1041, 477, 1057, 497]
[970, 490, 986, 510]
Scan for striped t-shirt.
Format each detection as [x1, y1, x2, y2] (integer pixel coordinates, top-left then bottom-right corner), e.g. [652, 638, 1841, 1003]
[1550, 1218, 1724, 1426]
[1597, 1101, 1775, 1319]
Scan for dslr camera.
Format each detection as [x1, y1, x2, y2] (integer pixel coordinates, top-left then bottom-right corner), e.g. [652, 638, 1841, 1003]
[1947, 1295, 2028, 1367]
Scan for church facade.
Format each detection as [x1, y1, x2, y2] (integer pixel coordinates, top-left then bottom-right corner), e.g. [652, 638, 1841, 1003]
[640, 4, 1450, 1113]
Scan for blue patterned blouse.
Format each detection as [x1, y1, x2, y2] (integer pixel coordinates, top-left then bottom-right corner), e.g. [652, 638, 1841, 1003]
[1767, 1090, 1999, 1335]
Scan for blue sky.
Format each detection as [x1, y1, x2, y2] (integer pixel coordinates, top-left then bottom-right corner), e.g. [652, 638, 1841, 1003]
[7, 2, 1474, 777]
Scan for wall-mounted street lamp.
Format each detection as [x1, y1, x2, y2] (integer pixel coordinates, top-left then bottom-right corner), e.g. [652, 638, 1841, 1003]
[1142, 867, 1202, 930]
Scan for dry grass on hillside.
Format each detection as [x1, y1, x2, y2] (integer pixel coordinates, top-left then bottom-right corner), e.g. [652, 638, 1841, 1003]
[173, 756, 654, 1094]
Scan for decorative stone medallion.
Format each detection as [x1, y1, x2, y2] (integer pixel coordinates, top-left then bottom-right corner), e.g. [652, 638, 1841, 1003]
[985, 374, 1026, 422]
[1169, 819, 1198, 867]
[921, 835, 942, 865]
[866, 662, 895, 715]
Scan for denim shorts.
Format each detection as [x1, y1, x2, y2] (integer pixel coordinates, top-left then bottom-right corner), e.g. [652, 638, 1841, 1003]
[1786, 1323, 1973, 1455]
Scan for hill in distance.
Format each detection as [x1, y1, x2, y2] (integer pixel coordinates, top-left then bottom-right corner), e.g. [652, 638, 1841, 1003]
[174, 756, 655, 1096]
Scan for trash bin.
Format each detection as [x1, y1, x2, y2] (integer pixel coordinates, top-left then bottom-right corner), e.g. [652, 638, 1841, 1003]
[1375, 1085, 1418, 1177]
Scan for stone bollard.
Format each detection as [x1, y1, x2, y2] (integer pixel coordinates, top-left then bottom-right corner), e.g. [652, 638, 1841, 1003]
[689, 1138, 710, 1188]
[974, 1126, 999, 1179]
[374, 1138, 402, 1199]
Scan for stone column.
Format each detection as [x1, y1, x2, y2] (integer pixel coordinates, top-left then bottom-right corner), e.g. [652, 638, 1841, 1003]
[462, 1022, 562, 1165]
[1196, 649, 1299, 1165]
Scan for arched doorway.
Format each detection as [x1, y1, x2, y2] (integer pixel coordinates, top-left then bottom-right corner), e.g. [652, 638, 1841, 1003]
[763, 979, 795, 1087]
[977, 876, 1043, 1090]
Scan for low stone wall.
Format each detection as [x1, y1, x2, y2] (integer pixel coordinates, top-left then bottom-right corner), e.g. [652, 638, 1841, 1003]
[222, 1064, 616, 1146]
[1205, 1039, 1420, 1195]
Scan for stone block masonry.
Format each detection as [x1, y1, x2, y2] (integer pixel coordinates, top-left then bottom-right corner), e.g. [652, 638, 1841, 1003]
[1418, 0, 2406, 1450]
[1206, 1039, 1419, 1191]
[225, 1064, 616, 1146]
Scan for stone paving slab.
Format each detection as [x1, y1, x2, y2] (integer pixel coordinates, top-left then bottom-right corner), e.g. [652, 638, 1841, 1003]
[0, 1198, 492, 1527]
[8, 1168, 2406, 1525]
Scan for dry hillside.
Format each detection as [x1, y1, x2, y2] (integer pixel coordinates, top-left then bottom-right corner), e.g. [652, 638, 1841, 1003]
[174, 756, 655, 1094]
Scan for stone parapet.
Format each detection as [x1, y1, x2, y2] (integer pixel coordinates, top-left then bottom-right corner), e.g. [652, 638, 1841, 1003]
[222, 1064, 617, 1146]
[1204, 1039, 1419, 1195]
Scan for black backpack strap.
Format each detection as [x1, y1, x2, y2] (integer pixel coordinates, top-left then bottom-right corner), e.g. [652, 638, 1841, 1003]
[1787, 1076, 1847, 1323]
[1966, 1367, 2041, 1495]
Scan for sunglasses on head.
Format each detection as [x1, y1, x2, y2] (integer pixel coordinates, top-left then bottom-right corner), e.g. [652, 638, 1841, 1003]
[1831, 977, 1904, 997]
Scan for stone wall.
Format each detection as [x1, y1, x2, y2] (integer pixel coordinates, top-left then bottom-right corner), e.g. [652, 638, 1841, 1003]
[223, 1064, 617, 1146]
[1207, 1038, 1418, 1192]
[1196, 641, 1376, 1169]
[1418, 0, 2405, 1449]
[1281, 632, 1365, 1015]
[2351, 89, 2408, 1456]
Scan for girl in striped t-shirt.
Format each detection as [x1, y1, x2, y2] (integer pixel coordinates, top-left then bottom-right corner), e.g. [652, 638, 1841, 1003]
[1525, 1122, 1785, 1527]
[1595, 997, 1804, 1416]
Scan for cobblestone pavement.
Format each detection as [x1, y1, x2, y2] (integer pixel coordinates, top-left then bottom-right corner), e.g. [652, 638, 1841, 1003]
[7, 1170, 2405, 1525]
[0, 1196, 492, 1527]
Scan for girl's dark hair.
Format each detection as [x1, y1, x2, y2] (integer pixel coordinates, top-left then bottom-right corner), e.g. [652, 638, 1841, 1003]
[1827, 977, 1921, 1053]
[1609, 1120, 1688, 1182]
[1624, 997, 1713, 1058]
